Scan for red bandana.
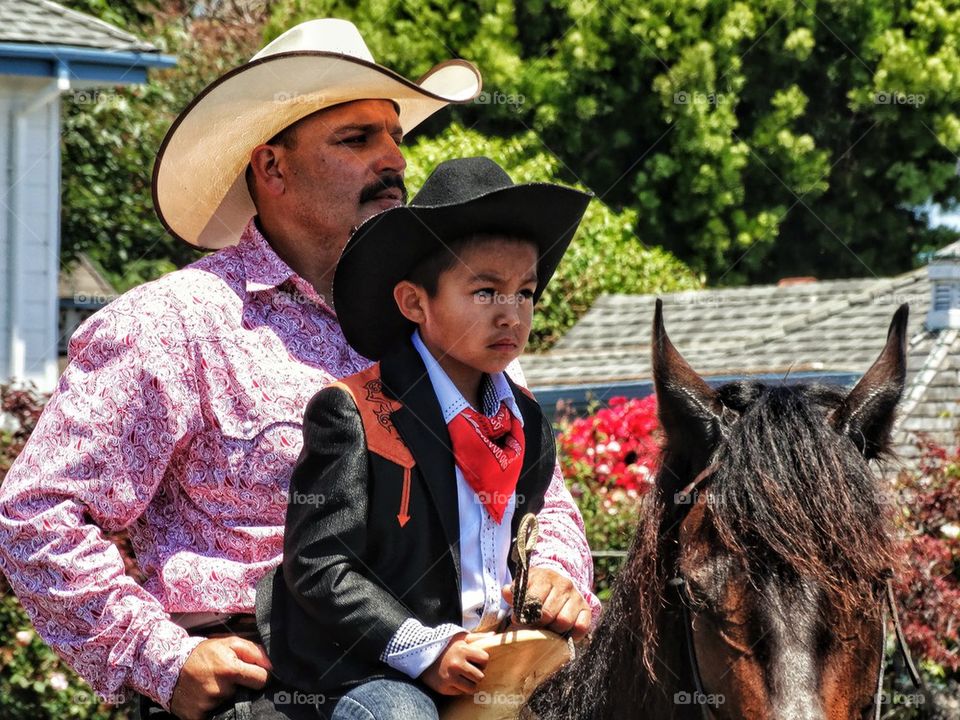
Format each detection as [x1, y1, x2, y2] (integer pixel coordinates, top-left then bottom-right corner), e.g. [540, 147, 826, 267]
[447, 402, 526, 523]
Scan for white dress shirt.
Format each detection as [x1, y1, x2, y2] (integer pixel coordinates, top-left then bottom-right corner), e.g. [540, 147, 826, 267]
[380, 331, 523, 678]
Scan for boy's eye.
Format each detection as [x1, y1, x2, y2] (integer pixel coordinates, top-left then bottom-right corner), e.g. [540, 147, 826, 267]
[518, 289, 535, 302]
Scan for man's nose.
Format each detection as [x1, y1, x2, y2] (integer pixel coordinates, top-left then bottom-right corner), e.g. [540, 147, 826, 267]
[374, 133, 406, 175]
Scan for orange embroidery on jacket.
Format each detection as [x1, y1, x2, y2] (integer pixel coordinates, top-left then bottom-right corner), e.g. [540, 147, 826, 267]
[329, 364, 415, 527]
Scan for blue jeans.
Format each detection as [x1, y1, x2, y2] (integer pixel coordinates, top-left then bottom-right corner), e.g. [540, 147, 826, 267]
[329, 679, 439, 720]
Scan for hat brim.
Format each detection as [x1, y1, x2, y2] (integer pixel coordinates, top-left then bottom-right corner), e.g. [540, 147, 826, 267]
[152, 52, 481, 249]
[334, 183, 592, 360]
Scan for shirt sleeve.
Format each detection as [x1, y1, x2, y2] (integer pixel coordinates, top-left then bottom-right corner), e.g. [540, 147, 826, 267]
[505, 358, 602, 628]
[0, 292, 205, 709]
[531, 465, 602, 628]
[380, 619, 465, 678]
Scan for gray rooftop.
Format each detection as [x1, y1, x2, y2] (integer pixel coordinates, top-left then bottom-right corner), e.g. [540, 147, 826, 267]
[58, 254, 117, 303]
[522, 268, 959, 467]
[0, 0, 158, 52]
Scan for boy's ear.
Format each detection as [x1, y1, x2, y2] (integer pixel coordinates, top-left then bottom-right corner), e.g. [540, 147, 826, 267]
[394, 281, 427, 324]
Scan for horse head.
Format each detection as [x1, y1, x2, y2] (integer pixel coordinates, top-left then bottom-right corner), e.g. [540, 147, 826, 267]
[525, 302, 909, 720]
[652, 300, 908, 719]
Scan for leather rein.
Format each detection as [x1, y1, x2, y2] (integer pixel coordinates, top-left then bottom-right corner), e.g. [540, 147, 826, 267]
[667, 464, 923, 720]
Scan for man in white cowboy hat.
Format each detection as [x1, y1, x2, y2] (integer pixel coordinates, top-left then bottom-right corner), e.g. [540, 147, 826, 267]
[0, 18, 599, 720]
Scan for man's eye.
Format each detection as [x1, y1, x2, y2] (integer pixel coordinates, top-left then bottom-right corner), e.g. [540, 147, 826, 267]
[341, 135, 365, 144]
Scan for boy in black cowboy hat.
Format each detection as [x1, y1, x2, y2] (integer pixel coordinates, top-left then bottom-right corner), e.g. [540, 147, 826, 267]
[255, 157, 591, 718]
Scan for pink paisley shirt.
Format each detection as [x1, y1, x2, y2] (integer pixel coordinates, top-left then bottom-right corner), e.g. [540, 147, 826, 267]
[0, 219, 599, 709]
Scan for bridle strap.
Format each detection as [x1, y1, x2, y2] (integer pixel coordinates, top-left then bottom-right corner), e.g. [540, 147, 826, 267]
[886, 578, 923, 690]
[677, 463, 720, 501]
[668, 576, 712, 720]
[873, 578, 924, 718]
[874, 603, 887, 720]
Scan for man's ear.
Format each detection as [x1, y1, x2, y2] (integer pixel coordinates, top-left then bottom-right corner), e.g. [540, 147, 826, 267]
[652, 299, 723, 451]
[832, 304, 909, 458]
[249, 144, 285, 198]
[394, 281, 427, 324]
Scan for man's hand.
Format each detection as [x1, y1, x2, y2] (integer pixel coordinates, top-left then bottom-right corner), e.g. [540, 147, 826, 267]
[170, 637, 272, 720]
[502, 567, 591, 640]
[420, 632, 490, 695]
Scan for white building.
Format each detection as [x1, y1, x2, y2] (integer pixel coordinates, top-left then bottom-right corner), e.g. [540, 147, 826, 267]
[0, 0, 173, 390]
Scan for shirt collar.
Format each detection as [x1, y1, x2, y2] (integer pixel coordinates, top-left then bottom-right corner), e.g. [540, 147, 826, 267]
[411, 330, 523, 426]
[237, 218, 296, 293]
[237, 217, 330, 309]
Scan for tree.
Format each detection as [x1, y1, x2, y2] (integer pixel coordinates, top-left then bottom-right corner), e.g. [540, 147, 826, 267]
[60, 1, 265, 290]
[516, 0, 960, 282]
[270, 0, 960, 283]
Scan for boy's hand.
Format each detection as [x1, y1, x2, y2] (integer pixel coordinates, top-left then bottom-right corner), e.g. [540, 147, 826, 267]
[170, 637, 272, 720]
[420, 632, 490, 695]
[502, 567, 591, 640]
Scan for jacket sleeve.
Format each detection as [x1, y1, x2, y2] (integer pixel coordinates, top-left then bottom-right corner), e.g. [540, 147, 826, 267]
[281, 386, 416, 661]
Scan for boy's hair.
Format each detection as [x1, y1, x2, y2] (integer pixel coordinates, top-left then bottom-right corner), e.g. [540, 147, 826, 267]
[405, 233, 536, 296]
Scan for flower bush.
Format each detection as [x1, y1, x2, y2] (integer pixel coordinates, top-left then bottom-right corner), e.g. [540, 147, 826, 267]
[894, 434, 960, 676]
[557, 395, 661, 596]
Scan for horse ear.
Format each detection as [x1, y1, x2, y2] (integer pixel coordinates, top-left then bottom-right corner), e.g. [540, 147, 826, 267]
[832, 304, 909, 458]
[652, 299, 722, 448]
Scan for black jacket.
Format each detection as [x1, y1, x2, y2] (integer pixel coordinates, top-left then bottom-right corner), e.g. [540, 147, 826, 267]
[255, 340, 557, 694]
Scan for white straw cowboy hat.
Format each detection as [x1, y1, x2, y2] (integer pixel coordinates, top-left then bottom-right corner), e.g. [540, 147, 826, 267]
[152, 18, 482, 249]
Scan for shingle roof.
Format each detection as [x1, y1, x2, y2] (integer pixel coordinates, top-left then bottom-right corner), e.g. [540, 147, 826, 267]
[58, 254, 117, 304]
[0, 0, 158, 53]
[522, 273, 928, 385]
[521, 267, 959, 467]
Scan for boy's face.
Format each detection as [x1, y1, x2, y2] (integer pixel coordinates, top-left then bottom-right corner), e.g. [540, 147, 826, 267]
[413, 238, 538, 386]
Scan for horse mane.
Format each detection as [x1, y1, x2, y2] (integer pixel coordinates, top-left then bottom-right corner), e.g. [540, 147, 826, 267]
[525, 381, 896, 720]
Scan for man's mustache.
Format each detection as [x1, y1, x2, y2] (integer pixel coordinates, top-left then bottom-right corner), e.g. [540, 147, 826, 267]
[359, 175, 408, 204]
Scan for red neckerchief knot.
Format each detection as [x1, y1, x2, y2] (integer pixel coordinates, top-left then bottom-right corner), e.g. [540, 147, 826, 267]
[447, 402, 525, 523]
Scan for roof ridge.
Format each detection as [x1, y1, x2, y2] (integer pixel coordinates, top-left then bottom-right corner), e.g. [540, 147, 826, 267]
[34, 0, 157, 51]
[896, 328, 959, 429]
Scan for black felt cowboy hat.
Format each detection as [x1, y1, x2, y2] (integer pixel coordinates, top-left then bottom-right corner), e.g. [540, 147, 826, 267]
[334, 156, 592, 360]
